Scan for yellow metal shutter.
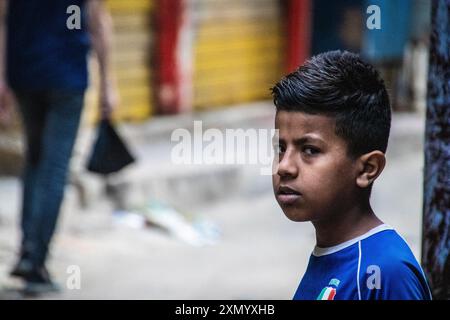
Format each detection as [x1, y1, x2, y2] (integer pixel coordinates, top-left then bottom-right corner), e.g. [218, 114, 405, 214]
[193, 0, 285, 110]
[84, 0, 154, 123]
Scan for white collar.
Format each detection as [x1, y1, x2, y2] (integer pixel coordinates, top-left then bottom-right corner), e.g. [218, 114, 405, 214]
[312, 224, 394, 257]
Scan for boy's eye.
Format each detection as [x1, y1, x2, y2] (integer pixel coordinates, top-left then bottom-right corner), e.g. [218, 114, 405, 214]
[302, 146, 320, 155]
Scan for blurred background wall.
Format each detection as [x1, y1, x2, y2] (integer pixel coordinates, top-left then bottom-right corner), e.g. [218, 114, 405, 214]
[81, 0, 431, 123]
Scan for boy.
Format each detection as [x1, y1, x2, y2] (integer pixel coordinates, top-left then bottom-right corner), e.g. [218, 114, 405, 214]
[271, 50, 432, 300]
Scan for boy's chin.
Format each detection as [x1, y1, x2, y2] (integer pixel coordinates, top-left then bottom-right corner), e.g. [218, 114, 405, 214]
[281, 207, 312, 222]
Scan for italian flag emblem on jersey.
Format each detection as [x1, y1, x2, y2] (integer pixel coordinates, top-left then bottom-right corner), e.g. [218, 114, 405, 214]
[317, 278, 340, 300]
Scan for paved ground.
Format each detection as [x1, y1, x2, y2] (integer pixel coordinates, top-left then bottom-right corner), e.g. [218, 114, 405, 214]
[0, 105, 426, 299]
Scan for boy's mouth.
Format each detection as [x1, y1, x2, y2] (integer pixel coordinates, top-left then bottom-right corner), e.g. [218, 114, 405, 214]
[276, 186, 302, 205]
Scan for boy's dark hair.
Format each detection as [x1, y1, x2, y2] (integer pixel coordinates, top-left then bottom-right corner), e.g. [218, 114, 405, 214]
[272, 50, 391, 157]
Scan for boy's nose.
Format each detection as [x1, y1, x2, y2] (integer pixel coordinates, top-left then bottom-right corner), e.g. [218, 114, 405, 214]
[277, 151, 299, 178]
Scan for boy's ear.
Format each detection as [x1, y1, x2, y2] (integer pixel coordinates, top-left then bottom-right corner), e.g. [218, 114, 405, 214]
[356, 151, 386, 188]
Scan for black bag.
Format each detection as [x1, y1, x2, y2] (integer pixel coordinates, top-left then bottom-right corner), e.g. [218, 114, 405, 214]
[86, 119, 135, 175]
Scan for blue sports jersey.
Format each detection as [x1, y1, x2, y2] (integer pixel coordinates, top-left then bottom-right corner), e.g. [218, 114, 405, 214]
[294, 224, 432, 300]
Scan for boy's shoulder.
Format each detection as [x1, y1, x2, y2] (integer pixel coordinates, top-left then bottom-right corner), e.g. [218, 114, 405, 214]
[359, 227, 422, 278]
[358, 227, 432, 300]
[360, 227, 414, 262]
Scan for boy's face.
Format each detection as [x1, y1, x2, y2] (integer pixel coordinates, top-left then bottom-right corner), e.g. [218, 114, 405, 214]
[273, 110, 359, 222]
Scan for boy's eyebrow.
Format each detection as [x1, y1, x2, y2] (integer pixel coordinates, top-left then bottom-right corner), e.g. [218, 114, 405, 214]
[293, 135, 325, 145]
[274, 133, 326, 145]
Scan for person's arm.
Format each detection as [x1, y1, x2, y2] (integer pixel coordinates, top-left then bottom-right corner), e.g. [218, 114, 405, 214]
[0, 0, 13, 123]
[87, 0, 118, 119]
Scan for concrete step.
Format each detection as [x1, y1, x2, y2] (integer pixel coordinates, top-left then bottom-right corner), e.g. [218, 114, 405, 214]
[70, 101, 276, 212]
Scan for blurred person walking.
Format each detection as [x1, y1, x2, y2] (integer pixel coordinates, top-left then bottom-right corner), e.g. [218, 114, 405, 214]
[0, 0, 117, 294]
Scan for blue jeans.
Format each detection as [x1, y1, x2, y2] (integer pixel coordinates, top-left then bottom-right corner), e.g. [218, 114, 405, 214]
[15, 90, 84, 267]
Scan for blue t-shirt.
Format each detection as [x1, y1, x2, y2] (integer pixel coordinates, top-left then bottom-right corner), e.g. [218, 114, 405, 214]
[294, 225, 432, 300]
[7, 0, 90, 90]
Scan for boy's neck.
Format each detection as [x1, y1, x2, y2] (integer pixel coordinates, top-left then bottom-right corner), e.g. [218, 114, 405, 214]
[312, 203, 384, 248]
